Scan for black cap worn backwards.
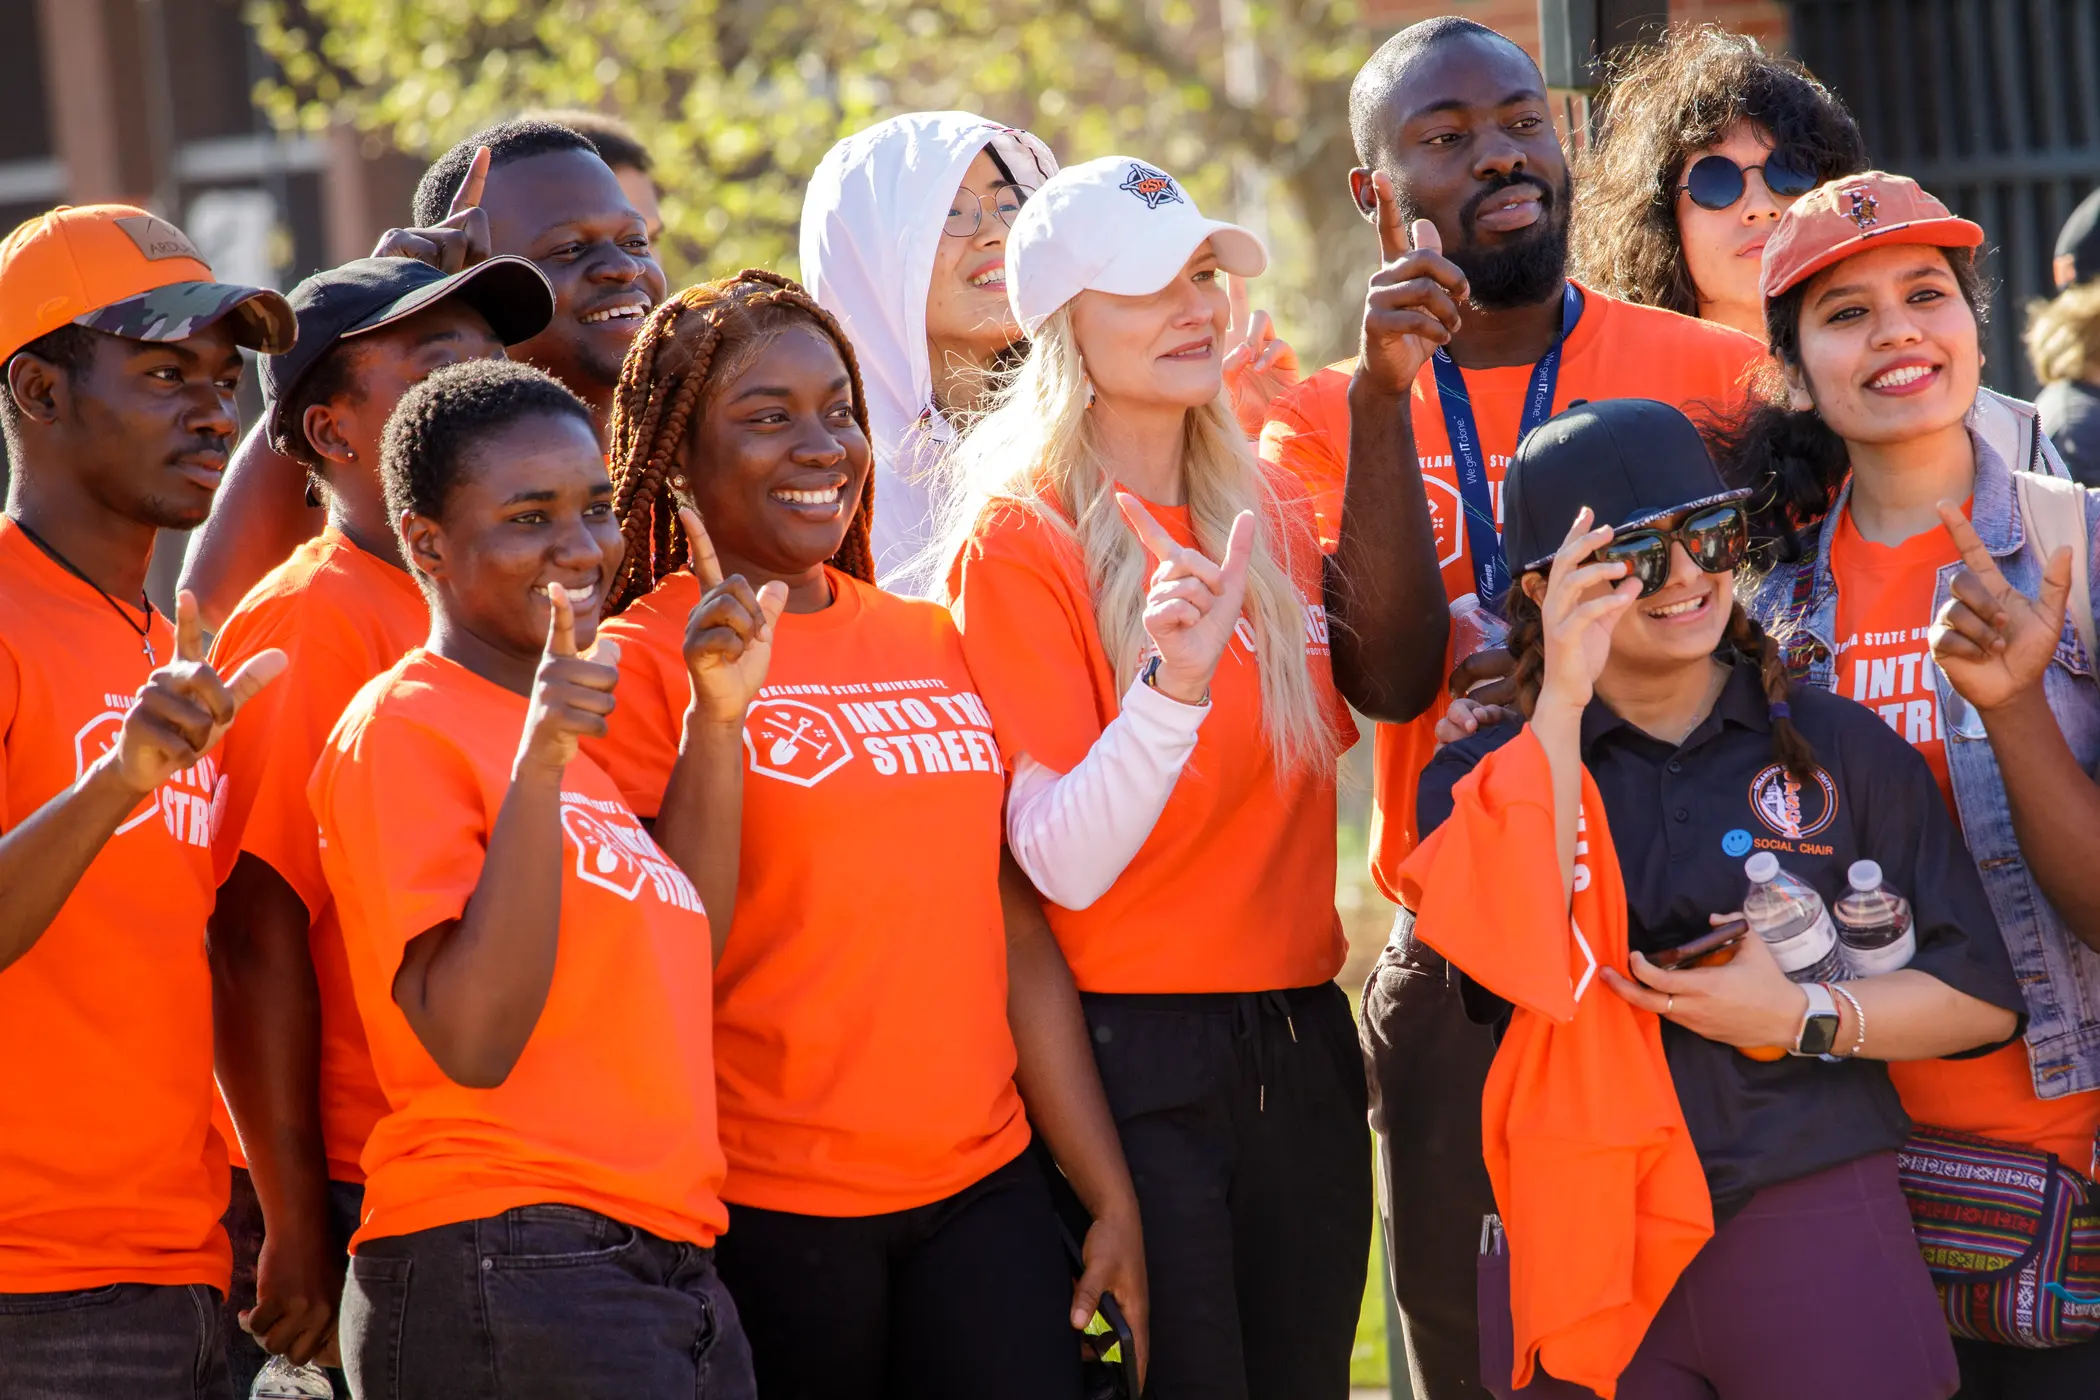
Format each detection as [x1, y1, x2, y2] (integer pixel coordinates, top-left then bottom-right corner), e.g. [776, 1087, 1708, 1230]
[1501, 398, 1750, 577]
[2056, 187, 2100, 288]
[263, 255, 556, 446]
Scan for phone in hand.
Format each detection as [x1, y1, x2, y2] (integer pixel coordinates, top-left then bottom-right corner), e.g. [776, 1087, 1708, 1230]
[1650, 919, 1749, 971]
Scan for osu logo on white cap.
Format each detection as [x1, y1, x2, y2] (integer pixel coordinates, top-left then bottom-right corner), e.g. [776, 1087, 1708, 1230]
[745, 699, 853, 787]
[1119, 163, 1183, 209]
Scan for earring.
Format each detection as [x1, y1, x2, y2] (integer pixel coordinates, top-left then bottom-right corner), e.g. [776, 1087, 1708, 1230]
[1082, 373, 1097, 408]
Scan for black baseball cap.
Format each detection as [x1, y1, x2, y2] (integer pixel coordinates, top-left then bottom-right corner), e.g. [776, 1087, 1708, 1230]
[1502, 399, 1749, 577]
[2056, 188, 2100, 288]
[262, 255, 555, 447]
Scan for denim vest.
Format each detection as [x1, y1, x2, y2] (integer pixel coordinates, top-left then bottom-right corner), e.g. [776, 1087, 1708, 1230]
[1749, 431, 2100, 1098]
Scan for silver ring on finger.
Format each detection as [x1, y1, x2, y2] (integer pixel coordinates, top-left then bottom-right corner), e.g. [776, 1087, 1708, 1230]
[1665, 994, 1675, 1016]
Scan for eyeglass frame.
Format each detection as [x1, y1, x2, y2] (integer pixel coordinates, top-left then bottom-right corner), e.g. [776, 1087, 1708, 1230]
[943, 183, 1034, 238]
[1677, 150, 1820, 212]
[1589, 502, 1752, 599]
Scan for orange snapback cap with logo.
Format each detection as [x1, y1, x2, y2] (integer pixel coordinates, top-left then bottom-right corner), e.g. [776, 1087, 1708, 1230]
[1760, 171, 1986, 299]
[0, 204, 296, 364]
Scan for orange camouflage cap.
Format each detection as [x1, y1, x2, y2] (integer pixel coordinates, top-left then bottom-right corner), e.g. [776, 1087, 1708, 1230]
[0, 205, 296, 365]
[1760, 171, 1986, 299]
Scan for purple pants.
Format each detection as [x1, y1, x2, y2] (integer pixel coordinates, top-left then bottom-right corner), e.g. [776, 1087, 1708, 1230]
[1479, 1152, 1958, 1400]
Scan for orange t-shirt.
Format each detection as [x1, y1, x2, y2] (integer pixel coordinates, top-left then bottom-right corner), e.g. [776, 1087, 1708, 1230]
[586, 567, 1031, 1216]
[207, 528, 427, 1183]
[311, 649, 728, 1249]
[1258, 285, 1765, 895]
[1828, 505, 1962, 812]
[1831, 509, 2100, 1172]
[949, 481, 1354, 993]
[0, 521, 228, 1292]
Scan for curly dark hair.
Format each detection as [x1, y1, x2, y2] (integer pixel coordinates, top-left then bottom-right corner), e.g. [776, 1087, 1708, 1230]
[1503, 578, 1817, 779]
[1571, 24, 1868, 318]
[604, 268, 875, 614]
[412, 119, 600, 228]
[381, 359, 596, 529]
[1712, 246, 1991, 562]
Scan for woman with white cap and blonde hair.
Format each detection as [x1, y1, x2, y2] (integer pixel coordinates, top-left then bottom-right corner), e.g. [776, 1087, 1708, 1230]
[940, 156, 1368, 1397]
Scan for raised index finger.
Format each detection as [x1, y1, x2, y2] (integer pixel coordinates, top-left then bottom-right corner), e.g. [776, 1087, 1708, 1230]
[1227, 273, 1250, 342]
[545, 582, 577, 658]
[1372, 171, 1407, 264]
[1937, 500, 2011, 595]
[1115, 492, 1182, 564]
[174, 590, 205, 664]
[678, 507, 725, 588]
[448, 146, 490, 219]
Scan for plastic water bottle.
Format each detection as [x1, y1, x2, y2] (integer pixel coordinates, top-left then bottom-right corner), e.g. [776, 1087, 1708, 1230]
[250, 1356, 333, 1399]
[1834, 859, 1916, 977]
[1742, 851, 1844, 984]
[1449, 592, 1510, 675]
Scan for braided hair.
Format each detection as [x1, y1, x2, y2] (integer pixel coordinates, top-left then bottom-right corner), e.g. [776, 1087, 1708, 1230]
[1502, 578, 1817, 780]
[605, 269, 875, 613]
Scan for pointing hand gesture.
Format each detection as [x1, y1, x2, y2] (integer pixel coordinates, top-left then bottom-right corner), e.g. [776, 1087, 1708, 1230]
[1929, 499, 2076, 714]
[110, 591, 286, 796]
[1357, 172, 1468, 397]
[370, 144, 493, 273]
[1534, 508, 1641, 715]
[1222, 272, 1300, 437]
[678, 507, 787, 727]
[1118, 494, 1255, 706]
[517, 582, 621, 776]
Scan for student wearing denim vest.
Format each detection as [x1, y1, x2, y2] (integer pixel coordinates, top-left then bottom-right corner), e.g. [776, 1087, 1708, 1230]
[1723, 171, 2100, 1399]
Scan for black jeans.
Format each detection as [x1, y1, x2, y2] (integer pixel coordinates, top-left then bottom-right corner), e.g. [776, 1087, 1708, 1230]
[1081, 980, 1371, 1400]
[221, 1165, 365, 1399]
[1361, 925, 1500, 1400]
[1953, 1334, 2100, 1398]
[713, 1149, 1080, 1399]
[0, 1281, 228, 1400]
[340, 1203, 754, 1400]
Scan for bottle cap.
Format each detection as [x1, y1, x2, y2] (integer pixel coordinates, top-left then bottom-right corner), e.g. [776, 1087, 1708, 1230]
[1450, 592, 1481, 617]
[1848, 859, 1883, 893]
[1745, 851, 1779, 883]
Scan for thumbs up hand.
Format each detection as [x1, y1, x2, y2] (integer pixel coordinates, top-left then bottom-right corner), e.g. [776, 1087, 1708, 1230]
[516, 582, 622, 777]
[1117, 494, 1256, 706]
[1357, 172, 1469, 396]
[677, 508, 788, 727]
[109, 591, 286, 795]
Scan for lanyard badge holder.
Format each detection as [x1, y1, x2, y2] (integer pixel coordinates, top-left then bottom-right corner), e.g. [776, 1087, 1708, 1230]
[1428, 282, 1583, 613]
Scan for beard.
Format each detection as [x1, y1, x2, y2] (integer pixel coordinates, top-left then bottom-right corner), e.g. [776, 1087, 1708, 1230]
[1396, 169, 1573, 312]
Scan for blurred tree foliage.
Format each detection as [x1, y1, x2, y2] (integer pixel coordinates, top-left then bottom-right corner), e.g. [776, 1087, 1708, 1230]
[248, 0, 1380, 361]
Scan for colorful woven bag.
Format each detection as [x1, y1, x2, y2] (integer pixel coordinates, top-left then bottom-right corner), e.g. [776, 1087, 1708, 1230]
[1897, 1126, 2100, 1347]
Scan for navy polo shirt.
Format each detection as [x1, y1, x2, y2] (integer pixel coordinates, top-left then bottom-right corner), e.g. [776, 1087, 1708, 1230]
[1419, 658, 2026, 1217]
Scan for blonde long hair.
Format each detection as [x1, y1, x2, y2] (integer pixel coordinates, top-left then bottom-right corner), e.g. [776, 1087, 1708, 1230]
[931, 305, 1330, 773]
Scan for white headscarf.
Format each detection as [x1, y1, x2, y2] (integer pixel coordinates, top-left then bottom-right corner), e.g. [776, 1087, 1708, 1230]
[800, 112, 1058, 594]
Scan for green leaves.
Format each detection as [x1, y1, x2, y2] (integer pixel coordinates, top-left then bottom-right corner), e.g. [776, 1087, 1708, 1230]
[247, 0, 1376, 360]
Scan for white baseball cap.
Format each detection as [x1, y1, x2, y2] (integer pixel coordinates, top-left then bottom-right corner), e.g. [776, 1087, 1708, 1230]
[1007, 156, 1269, 337]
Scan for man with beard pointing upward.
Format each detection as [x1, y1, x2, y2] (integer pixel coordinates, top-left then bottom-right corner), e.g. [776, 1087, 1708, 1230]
[1262, 18, 1765, 1397]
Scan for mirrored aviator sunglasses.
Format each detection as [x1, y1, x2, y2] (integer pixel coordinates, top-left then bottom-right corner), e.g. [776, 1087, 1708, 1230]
[1680, 149, 1819, 211]
[1594, 504, 1749, 599]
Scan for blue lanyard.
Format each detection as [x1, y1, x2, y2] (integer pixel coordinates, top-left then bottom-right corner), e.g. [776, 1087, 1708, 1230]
[1428, 281, 1583, 607]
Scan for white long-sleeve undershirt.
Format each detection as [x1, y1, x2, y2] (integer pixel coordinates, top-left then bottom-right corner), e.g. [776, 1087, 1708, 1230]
[1005, 678, 1211, 910]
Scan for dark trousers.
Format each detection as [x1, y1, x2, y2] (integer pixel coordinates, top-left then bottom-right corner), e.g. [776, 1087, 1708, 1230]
[712, 1149, 1080, 1400]
[1362, 927, 1500, 1400]
[0, 1280, 228, 1400]
[1081, 980, 1371, 1400]
[1953, 1334, 2100, 1398]
[1479, 1153, 1958, 1400]
[340, 1203, 754, 1400]
[222, 1165, 365, 1398]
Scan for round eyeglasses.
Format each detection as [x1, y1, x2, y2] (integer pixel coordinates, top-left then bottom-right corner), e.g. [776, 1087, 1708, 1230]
[1679, 150, 1819, 212]
[944, 184, 1032, 238]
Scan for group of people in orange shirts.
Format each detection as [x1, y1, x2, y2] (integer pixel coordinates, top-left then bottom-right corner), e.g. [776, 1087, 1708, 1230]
[2, 12, 2099, 1400]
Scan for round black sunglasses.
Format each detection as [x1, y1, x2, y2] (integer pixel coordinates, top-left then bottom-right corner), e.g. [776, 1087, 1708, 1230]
[1679, 150, 1819, 212]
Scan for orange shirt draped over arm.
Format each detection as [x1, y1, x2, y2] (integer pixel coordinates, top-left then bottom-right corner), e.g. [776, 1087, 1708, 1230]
[1396, 727, 1712, 1398]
